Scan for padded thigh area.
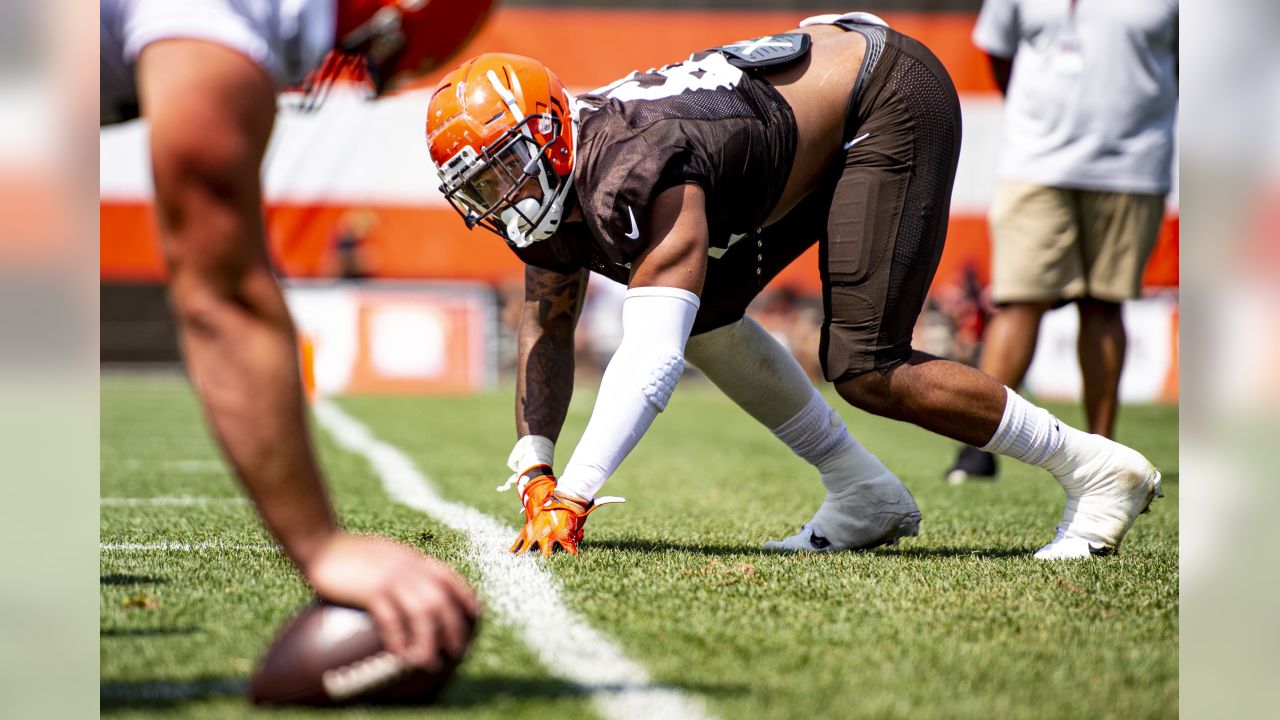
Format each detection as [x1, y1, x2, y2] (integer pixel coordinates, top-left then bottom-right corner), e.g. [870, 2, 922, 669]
[819, 31, 962, 381]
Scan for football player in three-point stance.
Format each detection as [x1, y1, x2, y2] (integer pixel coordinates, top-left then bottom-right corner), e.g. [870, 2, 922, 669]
[425, 12, 1163, 560]
[102, 0, 492, 669]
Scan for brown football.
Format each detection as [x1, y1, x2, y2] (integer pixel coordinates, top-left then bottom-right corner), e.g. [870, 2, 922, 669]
[248, 601, 471, 706]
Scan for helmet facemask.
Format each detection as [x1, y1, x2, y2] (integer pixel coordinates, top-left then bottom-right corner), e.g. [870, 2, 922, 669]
[434, 71, 574, 247]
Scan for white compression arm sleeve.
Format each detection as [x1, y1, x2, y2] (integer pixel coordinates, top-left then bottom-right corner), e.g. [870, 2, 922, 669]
[554, 286, 700, 500]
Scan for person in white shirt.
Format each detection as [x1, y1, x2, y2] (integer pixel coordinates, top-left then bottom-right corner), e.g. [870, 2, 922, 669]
[946, 0, 1178, 484]
[100, 0, 493, 668]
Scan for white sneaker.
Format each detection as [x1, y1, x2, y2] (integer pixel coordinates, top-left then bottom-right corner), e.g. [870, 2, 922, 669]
[763, 472, 921, 552]
[1035, 430, 1163, 560]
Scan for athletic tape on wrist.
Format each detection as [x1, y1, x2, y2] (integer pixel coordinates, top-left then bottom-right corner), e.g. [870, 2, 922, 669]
[507, 434, 555, 473]
[499, 435, 556, 492]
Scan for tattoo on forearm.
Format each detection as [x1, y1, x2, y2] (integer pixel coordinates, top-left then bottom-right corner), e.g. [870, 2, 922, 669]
[517, 336, 575, 440]
[516, 267, 588, 440]
[524, 267, 587, 327]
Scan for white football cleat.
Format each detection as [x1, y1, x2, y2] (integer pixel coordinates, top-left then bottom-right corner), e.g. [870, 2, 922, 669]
[1035, 431, 1163, 560]
[1032, 531, 1112, 560]
[764, 523, 840, 552]
[763, 471, 921, 553]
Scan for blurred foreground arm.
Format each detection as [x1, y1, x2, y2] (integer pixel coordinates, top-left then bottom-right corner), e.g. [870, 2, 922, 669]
[139, 39, 335, 564]
[137, 39, 477, 664]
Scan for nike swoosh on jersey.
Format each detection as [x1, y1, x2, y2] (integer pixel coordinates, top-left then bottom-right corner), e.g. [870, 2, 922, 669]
[843, 132, 871, 150]
[624, 206, 640, 240]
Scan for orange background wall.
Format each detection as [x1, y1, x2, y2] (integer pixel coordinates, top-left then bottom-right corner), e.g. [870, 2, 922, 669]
[99, 8, 1179, 293]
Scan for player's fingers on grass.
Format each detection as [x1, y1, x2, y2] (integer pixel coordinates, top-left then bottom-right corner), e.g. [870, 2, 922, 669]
[421, 581, 471, 662]
[393, 578, 446, 668]
[511, 529, 534, 554]
[422, 556, 478, 604]
[424, 559, 481, 621]
[404, 566, 470, 661]
[366, 594, 410, 664]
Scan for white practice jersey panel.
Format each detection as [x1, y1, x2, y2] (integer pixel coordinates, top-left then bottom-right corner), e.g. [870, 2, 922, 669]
[100, 0, 336, 124]
[973, 0, 1178, 194]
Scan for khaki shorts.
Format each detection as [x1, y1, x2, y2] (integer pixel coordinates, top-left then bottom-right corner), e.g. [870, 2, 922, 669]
[990, 181, 1165, 304]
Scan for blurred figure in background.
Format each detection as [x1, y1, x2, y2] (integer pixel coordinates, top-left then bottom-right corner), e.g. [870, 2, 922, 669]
[332, 208, 378, 280]
[946, 0, 1178, 484]
[100, 0, 493, 670]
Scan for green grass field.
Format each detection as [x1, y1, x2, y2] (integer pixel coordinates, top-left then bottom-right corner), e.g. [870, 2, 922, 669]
[101, 372, 1177, 719]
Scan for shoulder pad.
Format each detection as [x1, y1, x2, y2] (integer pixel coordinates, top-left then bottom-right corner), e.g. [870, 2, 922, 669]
[713, 33, 811, 71]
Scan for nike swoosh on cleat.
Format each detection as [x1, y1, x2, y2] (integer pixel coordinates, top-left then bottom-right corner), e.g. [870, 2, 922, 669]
[809, 533, 832, 549]
[624, 206, 640, 240]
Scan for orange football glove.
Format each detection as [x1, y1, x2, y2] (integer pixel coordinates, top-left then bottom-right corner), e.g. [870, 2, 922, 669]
[507, 470, 623, 556]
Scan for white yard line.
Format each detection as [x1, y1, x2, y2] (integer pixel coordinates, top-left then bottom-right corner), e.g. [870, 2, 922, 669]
[100, 496, 250, 506]
[100, 542, 278, 553]
[313, 399, 714, 720]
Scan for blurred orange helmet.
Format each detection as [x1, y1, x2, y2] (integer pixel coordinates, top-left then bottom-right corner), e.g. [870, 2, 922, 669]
[335, 0, 495, 95]
[425, 53, 577, 247]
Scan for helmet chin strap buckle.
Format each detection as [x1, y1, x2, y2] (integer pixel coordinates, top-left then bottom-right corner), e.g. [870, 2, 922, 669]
[503, 198, 543, 247]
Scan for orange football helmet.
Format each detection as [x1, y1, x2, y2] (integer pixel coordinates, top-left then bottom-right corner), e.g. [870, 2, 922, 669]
[335, 0, 495, 95]
[425, 53, 577, 247]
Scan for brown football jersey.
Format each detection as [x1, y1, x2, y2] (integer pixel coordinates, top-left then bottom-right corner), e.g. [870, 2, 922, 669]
[513, 48, 799, 288]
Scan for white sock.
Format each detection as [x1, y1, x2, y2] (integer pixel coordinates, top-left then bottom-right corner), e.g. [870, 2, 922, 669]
[981, 387, 1065, 467]
[685, 317, 813, 428]
[685, 317, 892, 493]
[770, 388, 890, 493]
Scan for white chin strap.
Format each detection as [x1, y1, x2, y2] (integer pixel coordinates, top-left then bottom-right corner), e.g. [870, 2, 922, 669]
[502, 187, 569, 248]
[501, 199, 540, 246]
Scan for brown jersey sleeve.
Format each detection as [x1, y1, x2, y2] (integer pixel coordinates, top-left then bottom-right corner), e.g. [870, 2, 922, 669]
[575, 108, 710, 267]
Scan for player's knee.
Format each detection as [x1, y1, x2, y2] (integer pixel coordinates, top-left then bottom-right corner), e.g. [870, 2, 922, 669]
[835, 369, 899, 417]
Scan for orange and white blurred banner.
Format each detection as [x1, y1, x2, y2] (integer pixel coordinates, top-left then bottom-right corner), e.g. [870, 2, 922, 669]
[99, 5, 1179, 400]
[285, 281, 496, 397]
[99, 6, 1179, 294]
